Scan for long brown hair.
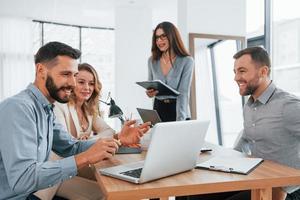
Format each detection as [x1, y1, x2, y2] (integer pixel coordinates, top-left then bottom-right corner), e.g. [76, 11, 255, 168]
[151, 21, 190, 62]
[69, 63, 102, 117]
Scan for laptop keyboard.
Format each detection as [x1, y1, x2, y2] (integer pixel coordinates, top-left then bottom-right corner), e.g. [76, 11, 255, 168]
[120, 168, 143, 178]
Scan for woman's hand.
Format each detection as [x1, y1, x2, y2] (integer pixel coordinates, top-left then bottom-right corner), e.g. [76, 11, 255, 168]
[118, 120, 151, 146]
[146, 89, 158, 98]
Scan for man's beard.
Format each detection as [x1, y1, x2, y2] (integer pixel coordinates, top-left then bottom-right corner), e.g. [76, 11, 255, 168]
[242, 77, 260, 96]
[45, 75, 73, 103]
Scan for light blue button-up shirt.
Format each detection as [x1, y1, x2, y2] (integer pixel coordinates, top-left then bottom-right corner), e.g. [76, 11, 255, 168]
[0, 84, 95, 200]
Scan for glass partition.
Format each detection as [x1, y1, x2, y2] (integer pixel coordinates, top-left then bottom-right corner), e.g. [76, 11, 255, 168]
[189, 34, 246, 147]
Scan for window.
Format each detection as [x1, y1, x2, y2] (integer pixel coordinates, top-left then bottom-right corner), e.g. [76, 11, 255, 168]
[44, 23, 80, 49]
[272, 0, 300, 96]
[212, 40, 244, 147]
[247, 0, 265, 47]
[247, 0, 265, 37]
[0, 18, 35, 100]
[33, 21, 115, 127]
[193, 35, 244, 148]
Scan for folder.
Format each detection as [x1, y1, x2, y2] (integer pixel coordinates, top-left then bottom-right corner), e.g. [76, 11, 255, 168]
[196, 156, 263, 175]
[136, 80, 180, 96]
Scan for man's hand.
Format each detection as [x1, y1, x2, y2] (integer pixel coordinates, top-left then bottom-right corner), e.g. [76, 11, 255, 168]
[75, 138, 119, 169]
[118, 120, 151, 146]
[146, 89, 158, 98]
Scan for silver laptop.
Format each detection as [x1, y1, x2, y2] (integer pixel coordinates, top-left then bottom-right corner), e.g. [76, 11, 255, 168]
[136, 108, 161, 126]
[100, 120, 209, 184]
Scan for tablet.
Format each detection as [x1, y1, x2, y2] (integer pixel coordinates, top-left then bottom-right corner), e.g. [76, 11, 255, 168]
[136, 108, 162, 126]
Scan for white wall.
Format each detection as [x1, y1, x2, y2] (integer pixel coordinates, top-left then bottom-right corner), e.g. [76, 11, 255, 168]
[0, 0, 246, 125]
[114, 4, 153, 121]
[177, 0, 246, 61]
[0, 0, 115, 27]
[151, 0, 178, 27]
[186, 0, 246, 36]
[177, 0, 189, 46]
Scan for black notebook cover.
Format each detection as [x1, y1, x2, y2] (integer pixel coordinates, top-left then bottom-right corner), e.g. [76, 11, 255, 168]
[136, 80, 180, 96]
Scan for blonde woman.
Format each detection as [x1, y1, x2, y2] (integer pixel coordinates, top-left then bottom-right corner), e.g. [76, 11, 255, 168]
[36, 63, 148, 200]
[54, 63, 115, 140]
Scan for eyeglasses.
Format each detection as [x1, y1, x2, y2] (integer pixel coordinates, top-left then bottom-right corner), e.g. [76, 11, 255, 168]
[155, 34, 167, 41]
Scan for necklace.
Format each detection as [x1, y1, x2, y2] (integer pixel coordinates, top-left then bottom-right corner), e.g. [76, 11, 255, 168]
[77, 107, 88, 133]
[80, 115, 87, 132]
[162, 55, 176, 65]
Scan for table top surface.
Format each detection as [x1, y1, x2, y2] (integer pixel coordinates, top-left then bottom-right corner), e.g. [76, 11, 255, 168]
[93, 143, 300, 198]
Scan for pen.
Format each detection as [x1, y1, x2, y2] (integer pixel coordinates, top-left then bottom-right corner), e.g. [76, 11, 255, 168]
[200, 148, 212, 153]
[125, 112, 133, 121]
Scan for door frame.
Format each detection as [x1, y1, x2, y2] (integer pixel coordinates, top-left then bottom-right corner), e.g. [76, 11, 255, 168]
[188, 33, 246, 120]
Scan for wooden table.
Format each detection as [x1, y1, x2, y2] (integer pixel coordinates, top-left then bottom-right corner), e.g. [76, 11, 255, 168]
[93, 143, 300, 200]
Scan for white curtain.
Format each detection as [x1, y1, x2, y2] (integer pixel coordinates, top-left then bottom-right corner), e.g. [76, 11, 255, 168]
[0, 17, 35, 101]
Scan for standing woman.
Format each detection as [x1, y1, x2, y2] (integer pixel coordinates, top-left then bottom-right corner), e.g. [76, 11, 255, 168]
[147, 21, 194, 122]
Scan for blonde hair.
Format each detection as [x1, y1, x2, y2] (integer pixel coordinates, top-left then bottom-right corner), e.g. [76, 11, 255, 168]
[69, 63, 102, 118]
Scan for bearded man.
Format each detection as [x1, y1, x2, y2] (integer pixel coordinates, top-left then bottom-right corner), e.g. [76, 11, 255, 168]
[0, 42, 150, 200]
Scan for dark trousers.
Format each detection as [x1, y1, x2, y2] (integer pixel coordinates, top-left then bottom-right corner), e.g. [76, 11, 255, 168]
[286, 189, 300, 200]
[26, 193, 41, 200]
[154, 98, 176, 122]
[176, 188, 300, 200]
[176, 191, 250, 200]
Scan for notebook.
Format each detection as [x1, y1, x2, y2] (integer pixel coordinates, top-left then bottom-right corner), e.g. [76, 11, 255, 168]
[136, 80, 180, 96]
[136, 108, 161, 126]
[100, 120, 210, 184]
[196, 156, 263, 175]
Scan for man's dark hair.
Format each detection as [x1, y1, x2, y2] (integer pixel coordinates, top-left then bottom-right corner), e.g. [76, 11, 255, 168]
[34, 41, 81, 64]
[233, 46, 271, 75]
